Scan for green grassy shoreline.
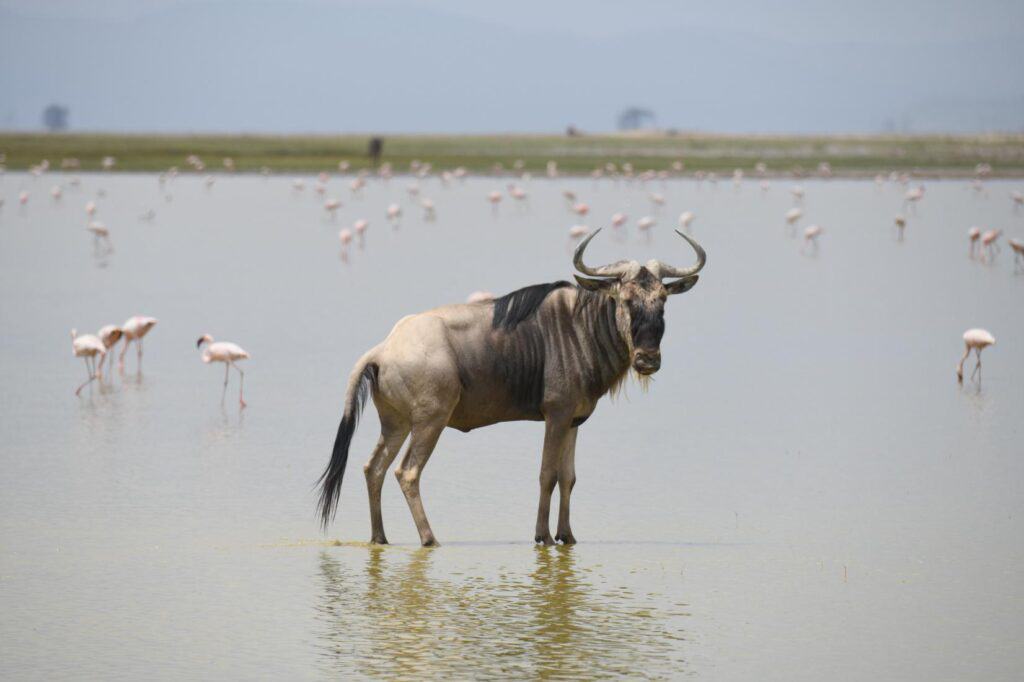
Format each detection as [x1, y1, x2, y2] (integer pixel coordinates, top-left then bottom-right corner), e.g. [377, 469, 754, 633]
[3, 132, 1024, 177]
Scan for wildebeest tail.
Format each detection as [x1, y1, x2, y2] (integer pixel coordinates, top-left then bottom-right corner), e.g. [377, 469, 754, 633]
[317, 357, 378, 529]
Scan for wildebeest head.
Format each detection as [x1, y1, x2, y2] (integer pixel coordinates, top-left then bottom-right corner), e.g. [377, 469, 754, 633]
[573, 228, 706, 375]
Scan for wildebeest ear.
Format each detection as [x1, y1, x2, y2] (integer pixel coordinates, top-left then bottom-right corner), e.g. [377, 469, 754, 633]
[574, 274, 617, 294]
[665, 275, 699, 295]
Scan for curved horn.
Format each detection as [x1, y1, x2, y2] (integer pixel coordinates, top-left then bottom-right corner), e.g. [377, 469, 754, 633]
[652, 230, 707, 279]
[573, 229, 632, 278]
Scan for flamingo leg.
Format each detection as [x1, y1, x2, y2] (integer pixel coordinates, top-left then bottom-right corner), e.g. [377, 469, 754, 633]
[75, 357, 96, 396]
[137, 337, 143, 370]
[97, 352, 106, 379]
[221, 363, 229, 404]
[971, 349, 982, 380]
[119, 338, 131, 371]
[232, 362, 247, 408]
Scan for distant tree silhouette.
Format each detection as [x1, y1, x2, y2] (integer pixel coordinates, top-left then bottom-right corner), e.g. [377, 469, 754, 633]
[43, 104, 69, 132]
[617, 107, 656, 131]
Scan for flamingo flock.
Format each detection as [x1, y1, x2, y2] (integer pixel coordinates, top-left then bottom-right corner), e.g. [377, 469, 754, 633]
[3, 150, 1019, 403]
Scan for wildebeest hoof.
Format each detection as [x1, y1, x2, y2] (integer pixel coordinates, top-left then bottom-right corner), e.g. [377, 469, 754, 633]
[535, 534, 555, 546]
[555, 532, 577, 545]
[370, 535, 388, 545]
[421, 537, 440, 547]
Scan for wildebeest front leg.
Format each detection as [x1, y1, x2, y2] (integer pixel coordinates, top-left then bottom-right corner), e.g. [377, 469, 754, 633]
[395, 418, 446, 547]
[536, 415, 572, 546]
[555, 427, 578, 545]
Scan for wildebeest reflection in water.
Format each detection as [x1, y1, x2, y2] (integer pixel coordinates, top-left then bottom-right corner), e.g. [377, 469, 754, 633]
[315, 548, 689, 678]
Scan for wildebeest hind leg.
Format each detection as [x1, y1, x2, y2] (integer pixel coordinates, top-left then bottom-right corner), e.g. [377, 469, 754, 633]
[555, 427, 578, 545]
[395, 417, 447, 547]
[364, 414, 409, 544]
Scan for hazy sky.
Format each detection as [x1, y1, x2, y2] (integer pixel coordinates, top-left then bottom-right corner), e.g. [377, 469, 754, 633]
[2, 0, 1022, 133]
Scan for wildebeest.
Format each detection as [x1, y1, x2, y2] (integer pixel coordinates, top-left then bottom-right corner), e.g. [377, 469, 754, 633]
[367, 137, 383, 165]
[317, 229, 706, 546]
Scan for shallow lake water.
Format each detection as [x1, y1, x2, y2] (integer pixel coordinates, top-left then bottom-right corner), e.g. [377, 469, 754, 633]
[1, 170, 1023, 679]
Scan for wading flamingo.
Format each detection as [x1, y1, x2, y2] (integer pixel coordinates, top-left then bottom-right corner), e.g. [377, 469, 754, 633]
[568, 225, 590, 242]
[956, 329, 995, 383]
[96, 325, 123, 377]
[466, 291, 494, 304]
[968, 227, 981, 258]
[678, 211, 694, 232]
[981, 229, 1002, 261]
[611, 212, 627, 229]
[86, 221, 113, 253]
[421, 198, 436, 221]
[386, 203, 402, 225]
[487, 191, 502, 214]
[904, 185, 925, 210]
[71, 329, 105, 395]
[196, 334, 250, 407]
[119, 316, 157, 371]
[354, 219, 368, 245]
[1009, 238, 1024, 271]
[637, 216, 655, 240]
[895, 215, 907, 241]
[785, 208, 803, 234]
[338, 228, 353, 262]
[802, 225, 823, 253]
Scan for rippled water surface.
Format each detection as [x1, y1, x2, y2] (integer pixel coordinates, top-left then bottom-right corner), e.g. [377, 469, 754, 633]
[2, 172, 1023, 679]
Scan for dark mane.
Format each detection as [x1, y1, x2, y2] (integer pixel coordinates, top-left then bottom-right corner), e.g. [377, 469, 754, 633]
[492, 281, 575, 330]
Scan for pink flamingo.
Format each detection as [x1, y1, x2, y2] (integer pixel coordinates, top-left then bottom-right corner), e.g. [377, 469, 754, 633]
[324, 198, 342, 218]
[466, 291, 494, 304]
[895, 215, 907, 241]
[339, 228, 353, 262]
[802, 225, 823, 253]
[903, 185, 925, 211]
[119, 316, 157, 371]
[196, 334, 250, 407]
[678, 211, 694, 232]
[956, 329, 995, 383]
[354, 219, 368, 246]
[968, 227, 981, 258]
[611, 212, 627, 229]
[572, 202, 589, 217]
[420, 198, 436, 221]
[568, 225, 590, 242]
[71, 329, 106, 395]
[86, 221, 113, 253]
[487, 191, 502, 214]
[981, 229, 1002, 261]
[637, 216, 655, 241]
[96, 325, 123, 377]
[386, 203, 402, 226]
[1009, 238, 1024, 271]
